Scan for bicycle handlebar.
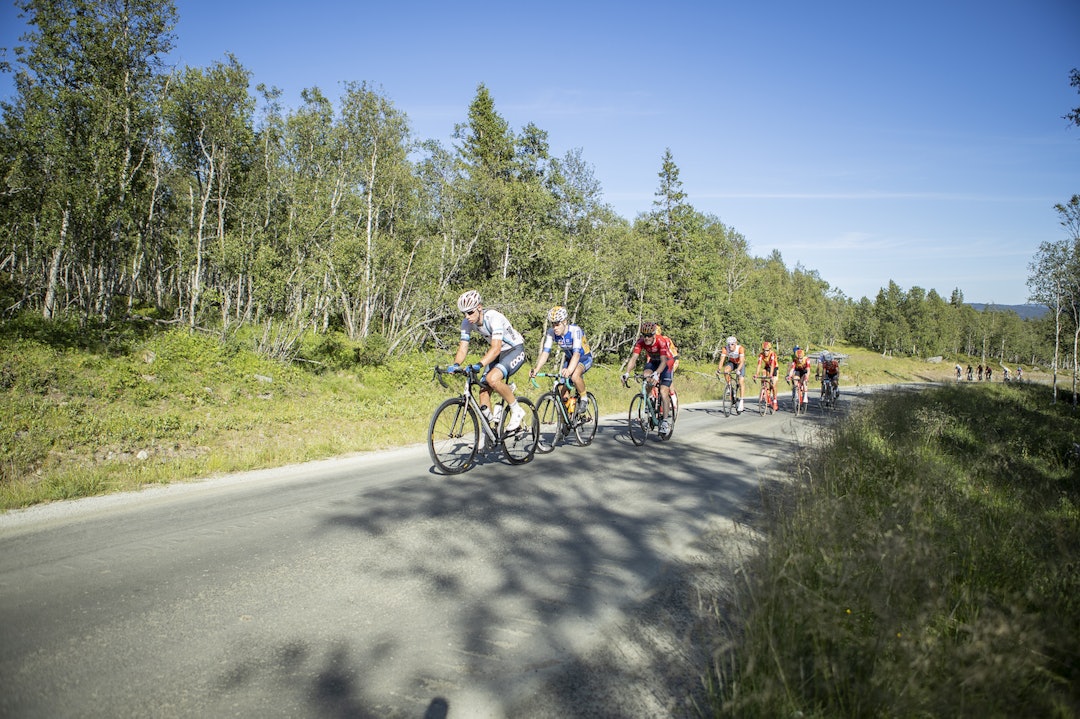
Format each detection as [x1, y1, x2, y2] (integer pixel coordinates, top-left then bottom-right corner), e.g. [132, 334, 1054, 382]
[530, 371, 573, 390]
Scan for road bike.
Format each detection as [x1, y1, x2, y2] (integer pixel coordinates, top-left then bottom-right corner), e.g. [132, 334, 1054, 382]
[787, 373, 809, 416]
[752, 374, 776, 415]
[428, 365, 539, 474]
[530, 372, 598, 452]
[818, 373, 839, 411]
[716, 368, 742, 417]
[624, 373, 678, 445]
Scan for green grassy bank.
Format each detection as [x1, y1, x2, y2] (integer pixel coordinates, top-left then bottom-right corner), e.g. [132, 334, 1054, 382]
[706, 381, 1080, 717]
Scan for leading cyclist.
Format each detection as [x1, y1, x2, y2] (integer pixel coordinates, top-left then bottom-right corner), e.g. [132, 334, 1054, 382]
[449, 290, 529, 432]
[621, 321, 676, 435]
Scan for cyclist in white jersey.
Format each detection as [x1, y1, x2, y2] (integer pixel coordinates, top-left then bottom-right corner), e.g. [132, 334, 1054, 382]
[529, 305, 594, 407]
[449, 290, 529, 431]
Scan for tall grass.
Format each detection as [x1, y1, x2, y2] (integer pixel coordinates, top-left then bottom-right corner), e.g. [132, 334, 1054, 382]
[706, 382, 1080, 717]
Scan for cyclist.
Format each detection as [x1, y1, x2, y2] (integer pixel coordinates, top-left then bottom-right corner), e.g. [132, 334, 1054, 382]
[717, 335, 747, 413]
[530, 306, 593, 415]
[977, 364, 984, 381]
[1017, 366, 1024, 381]
[816, 351, 840, 397]
[955, 364, 963, 381]
[654, 325, 680, 374]
[967, 364, 974, 382]
[985, 366, 993, 382]
[449, 289, 528, 432]
[785, 346, 812, 407]
[621, 321, 676, 435]
[755, 341, 780, 411]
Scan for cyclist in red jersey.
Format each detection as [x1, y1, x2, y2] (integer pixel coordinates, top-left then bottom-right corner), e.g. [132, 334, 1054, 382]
[786, 346, 812, 407]
[621, 321, 676, 435]
[755, 341, 780, 411]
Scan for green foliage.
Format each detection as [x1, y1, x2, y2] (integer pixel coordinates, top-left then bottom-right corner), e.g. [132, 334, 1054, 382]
[0, 3, 1057, 374]
[708, 383, 1080, 717]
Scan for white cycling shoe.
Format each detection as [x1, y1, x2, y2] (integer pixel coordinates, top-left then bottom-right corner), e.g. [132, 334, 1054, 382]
[504, 403, 526, 432]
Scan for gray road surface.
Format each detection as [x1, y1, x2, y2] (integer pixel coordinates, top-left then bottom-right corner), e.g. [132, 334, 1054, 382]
[0, 394, 838, 718]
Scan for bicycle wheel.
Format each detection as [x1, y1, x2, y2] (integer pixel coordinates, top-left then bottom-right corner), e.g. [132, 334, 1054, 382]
[796, 384, 806, 416]
[628, 394, 648, 445]
[573, 392, 599, 446]
[428, 397, 478, 474]
[534, 392, 563, 453]
[791, 385, 799, 414]
[729, 383, 739, 415]
[758, 387, 768, 416]
[502, 397, 539, 464]
[720, 383, 731, 417]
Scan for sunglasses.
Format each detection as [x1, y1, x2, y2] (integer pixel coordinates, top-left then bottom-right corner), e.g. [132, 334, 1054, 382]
[462, 308, 478, 317]
[642, 332, 656, 338]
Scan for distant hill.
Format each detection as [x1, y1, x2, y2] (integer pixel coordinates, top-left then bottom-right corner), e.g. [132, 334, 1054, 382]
[968, 303, 1049, 320]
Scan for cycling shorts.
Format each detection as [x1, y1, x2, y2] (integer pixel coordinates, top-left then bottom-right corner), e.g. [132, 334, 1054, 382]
[483, 345, 526, 385]
[645, 358, 674, 387]
[723, 362, 745, 377]
[563, 353, 593, 374]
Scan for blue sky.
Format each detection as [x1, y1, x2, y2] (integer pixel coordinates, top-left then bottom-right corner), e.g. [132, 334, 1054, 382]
[2, 0, 1078, 305]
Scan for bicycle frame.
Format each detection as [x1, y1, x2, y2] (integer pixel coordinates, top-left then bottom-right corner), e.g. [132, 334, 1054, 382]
[436, 366, 501, 443]
[753, 374, 776, 414]
[788, 374, 809, 415]
[625, 373, 672, 444]
[428, 365, 538, 473]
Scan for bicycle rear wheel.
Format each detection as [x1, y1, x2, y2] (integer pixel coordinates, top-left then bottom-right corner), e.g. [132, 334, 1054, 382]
[428, 397, 478, 474]
[502, 397, 539, 464]
[573, 392, 598, 446]
[628, 394, 648, 445]
[534, 392, 563, 453]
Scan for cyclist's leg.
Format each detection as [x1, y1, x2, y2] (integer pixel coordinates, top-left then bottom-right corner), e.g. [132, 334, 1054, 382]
[570, 354, 590, 398]
[658, 365, 674, 418]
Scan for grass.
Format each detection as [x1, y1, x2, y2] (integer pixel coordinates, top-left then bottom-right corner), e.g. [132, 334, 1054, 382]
[705, 381, 1080, 717]
[0, 317, 738, 510]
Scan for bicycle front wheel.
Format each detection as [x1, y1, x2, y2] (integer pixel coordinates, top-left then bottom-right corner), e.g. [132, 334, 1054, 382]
[628, 394, 648, 445]
[720, 384, 731, 417]
[573, 392, 599, 446]
[428, 397, 479, 474]
[502, 397, 539, 464]
[534, 392, 563, 453]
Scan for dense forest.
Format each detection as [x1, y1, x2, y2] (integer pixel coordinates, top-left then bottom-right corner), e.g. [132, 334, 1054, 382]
[0, 0, 1074, 371]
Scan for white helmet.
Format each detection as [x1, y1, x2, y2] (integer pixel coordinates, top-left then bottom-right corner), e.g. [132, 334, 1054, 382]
[726, 336, 737, 346]
[457, 290, 481, 313]
[821, 352, 832, 363]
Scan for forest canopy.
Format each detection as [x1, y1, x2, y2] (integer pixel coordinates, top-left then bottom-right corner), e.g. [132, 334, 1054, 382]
[0, 0, 1061, 370]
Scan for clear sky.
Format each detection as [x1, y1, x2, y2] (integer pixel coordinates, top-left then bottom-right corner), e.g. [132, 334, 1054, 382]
[2, 0, 1078, 305]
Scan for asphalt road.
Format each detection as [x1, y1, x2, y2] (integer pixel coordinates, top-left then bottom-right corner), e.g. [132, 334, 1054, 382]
[0, 393, 839, 718]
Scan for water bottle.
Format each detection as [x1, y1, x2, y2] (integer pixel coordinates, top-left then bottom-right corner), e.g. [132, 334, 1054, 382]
[566, 395, 577, 414]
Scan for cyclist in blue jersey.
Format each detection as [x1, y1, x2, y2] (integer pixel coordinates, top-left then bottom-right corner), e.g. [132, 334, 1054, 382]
[529, 306, 593, 411]
[449, 290, 529, 431]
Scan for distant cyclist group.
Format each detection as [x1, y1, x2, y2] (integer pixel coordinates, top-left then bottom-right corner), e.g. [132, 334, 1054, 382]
[955, 363, 1025, 382]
